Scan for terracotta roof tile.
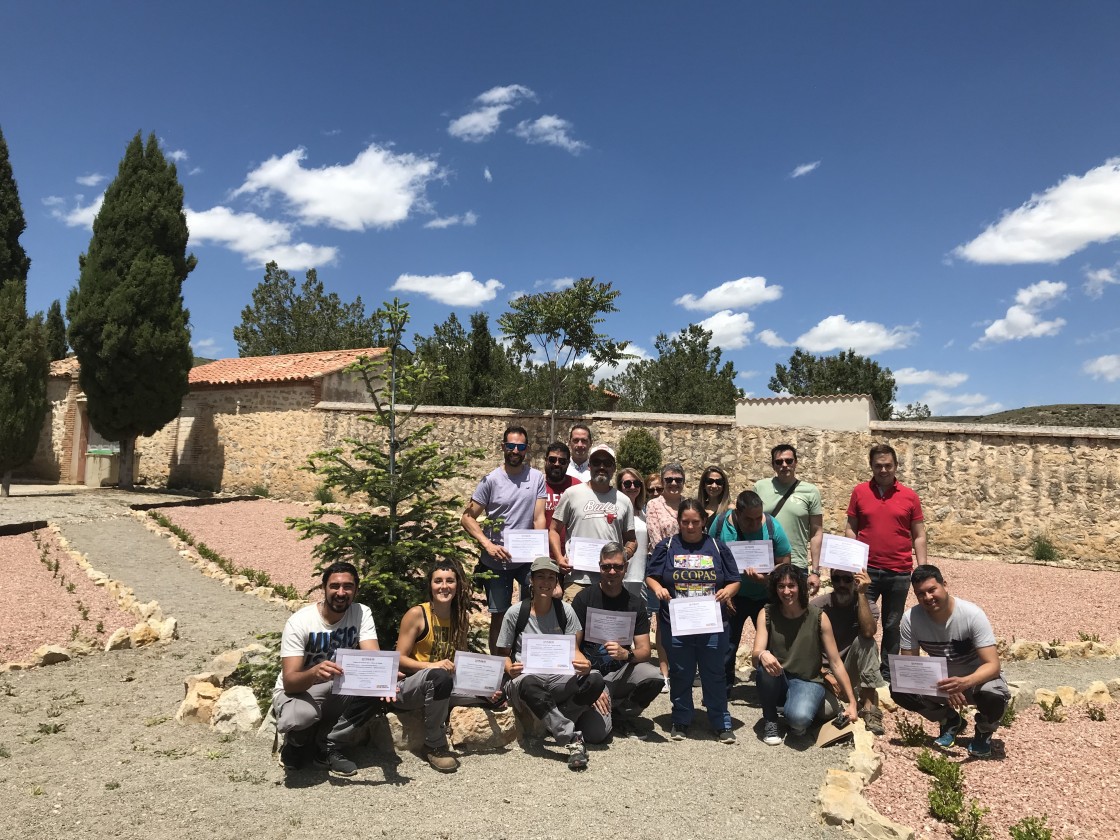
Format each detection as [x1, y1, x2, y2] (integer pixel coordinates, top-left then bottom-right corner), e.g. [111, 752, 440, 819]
[49, 357, 80, 378]
[736, 394, 870, 405]
[189, 348, 385, 387]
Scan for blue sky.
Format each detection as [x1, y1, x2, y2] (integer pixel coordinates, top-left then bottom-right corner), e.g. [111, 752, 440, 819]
[4, 2, 1120, 415]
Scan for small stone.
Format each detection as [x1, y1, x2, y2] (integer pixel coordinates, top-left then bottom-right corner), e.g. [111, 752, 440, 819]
[158, 617, 178, 641]
[175, 681, 222, 724]
[1083, 681, 1112, 706]
[129, 622, 160, 648]
[210, 686, 263, 734]
[104, 628, 131, 651]
[449, 706, 519, 750]
[33, 645, 72, 666]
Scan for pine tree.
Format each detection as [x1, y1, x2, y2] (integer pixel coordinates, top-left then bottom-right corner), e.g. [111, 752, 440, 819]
[45, 299, 67, 360]
[67, 132, 195, 489]
[0, 126, 49, 496]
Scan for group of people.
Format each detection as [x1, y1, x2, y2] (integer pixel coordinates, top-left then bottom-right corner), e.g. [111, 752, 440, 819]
[271, 424, 1010, 775]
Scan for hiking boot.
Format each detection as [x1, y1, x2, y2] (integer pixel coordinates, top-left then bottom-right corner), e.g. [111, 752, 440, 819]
[762, 720, 782, 746]
[716, 728, 736, 744]
[567, 733, 589, 771]
[279, 738, 312, 770]
[934, 711, 966, 749]
[314, 748, 357, 776]
[424, 747, 460, 773]
[669, 723, 688, 741]
[860, 707, 885, 736]
[966, 730, 993, 758]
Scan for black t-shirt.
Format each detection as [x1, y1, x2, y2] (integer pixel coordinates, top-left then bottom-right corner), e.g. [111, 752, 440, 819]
[571, 585, 651, 674]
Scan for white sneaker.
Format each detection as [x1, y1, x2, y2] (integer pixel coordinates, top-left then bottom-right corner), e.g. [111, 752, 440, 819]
[661, 676, 670, 694]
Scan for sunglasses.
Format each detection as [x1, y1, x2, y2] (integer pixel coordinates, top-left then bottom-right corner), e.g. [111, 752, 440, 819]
[664, 476, 684, 485]
[546, 456, 570, 465]
[621, 479, 643, 489]
[589, 459, 612, 468]
[773, 457, 795, 465]
[504, 442, 528, 452]
[648, 486, 664, 495]
[705, 478, 725, 486]
[599, 563, 626, 572]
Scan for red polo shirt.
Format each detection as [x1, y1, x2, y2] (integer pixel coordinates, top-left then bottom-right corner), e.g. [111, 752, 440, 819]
[846, 479, 924, 573]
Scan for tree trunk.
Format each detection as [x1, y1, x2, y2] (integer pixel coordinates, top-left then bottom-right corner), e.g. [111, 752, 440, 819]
[118, 436, 136, 491]
[1, 469, 10, 497]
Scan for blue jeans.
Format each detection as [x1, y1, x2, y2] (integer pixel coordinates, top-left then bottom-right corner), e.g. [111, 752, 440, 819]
[483, 563, 531, 613]
[666, 620, 731, 731]
[724, 596, 767, 686]
[865, 567, 911, 678]
[755, 668, 826, 731]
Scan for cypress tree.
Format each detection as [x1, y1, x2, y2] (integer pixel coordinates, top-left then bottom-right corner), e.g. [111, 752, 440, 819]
[67, 132, 196, 489]
[0, 126, 49, 496]
[45, 299, 68, 360]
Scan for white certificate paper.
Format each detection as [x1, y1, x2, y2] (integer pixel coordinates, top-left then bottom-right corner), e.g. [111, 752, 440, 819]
[568, 537, 609, 573]
[887, 654, 948, 697]
[584, 607, 637, 646]
[453, 651, 506, 696]
[331, 649, 400, 698]
[668, 595, 722, 637]
[521, 633, 576, 675]
[505, 529, 549, 564]
[727, 540, 775, 574]
[820, 534, 870, 573]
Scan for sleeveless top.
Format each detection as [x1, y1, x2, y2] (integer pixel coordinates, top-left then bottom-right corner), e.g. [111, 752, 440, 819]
[413, 602, 455, 663]
[765, 604, 823, 684]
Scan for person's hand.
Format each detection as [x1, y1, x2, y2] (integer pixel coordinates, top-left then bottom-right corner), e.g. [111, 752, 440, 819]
[758, 650, 783, 677]
[506, 661, 523, 678]
[603, 642, 627, 661]
[557, 556, 572, 574]
[715, 587, 734, 606]
[573, 656, 592, 675]
[487, 541, 511, 562]
[746, 569, 767, 583]
[845, 701, 859, 723]
[312, 660, 344, 684]
[937, 676, 971, 709]
[853, 569, 871, 594]
[593, 690, 611, 716]
[807, 571, 821, 596]
[656, 586, 672, 602]
[433, 659, 455, 672]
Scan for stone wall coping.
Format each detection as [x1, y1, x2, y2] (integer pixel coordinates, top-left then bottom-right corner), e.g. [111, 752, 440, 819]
[313, 401, 736, 426]
[871, 420, 1120, 440]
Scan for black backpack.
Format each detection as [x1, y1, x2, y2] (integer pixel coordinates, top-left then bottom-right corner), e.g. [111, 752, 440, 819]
[510, 597, 569, 662]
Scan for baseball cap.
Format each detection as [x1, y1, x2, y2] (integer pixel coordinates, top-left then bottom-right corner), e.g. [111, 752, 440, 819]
[529, 556, 560, 574]
[588, 443, 616, 462]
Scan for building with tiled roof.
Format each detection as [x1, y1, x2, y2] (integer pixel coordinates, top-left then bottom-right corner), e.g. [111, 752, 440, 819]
[189, 348, 383, 388]
[735, 393, 878, 431]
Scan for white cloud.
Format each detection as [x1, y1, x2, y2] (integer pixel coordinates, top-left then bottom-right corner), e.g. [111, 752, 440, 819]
[953, 158, 1120, 264]
[974, 280, 1067, 346]
[390, 271, 503, 306]
[1084, 266, 1119, 299]
[578, 344, 652, 382]
[894, 367, 969, 388]
[695, 310, 754, 350]
[76, 173, 106, 187]
[1083, 354, 1120, 382]
[483, 167, 493, 182]
[187, 166, 203, 177]
[448, 85, 536, 141]
[513, 115, 587, 154]
[917, 389, 1003, 416]
[533, 277, 575, 291]
[424, 211, 478, 229]
[46, 192, 104, 228]
[736, 370, 758, 380]
[675, 276, 783, 311]
[166, 149, 189, 163]
[791, 161, 821, 178]
[192, 337, 222, 357]
[231, 143, 444, 232]
[794, 314, 916, 354]
[186, 205, 337, 270]
[757, 329, 787, 348]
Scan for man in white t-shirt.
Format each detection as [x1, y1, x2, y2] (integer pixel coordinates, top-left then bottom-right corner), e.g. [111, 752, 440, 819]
[890, 564, 1010, 758]
[565, 423, 592, 479]
[272, 562, 382, 776]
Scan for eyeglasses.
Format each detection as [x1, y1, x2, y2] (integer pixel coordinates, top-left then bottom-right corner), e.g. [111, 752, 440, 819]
[664, 476, 684, 485]
[773, 458, 795, 465]
[648, 486, 664, 495]
[705, 478, 725, 486]
[546, 456, 570, 465]
[504, 442, 528, 452]
[599, 563, 626, 572]
[589, 459, 612, 468]
[621, 480, 642, 489]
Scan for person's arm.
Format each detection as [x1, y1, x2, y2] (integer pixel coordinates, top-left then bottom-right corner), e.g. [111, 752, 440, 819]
[630, 632, 652, 663]
[396, 606, 452, 674]
[622, 528, 637, 562]
[751, 610, 780, 675]
[548, 517, 571, 573]
[820, 614, 858, 722]
[714, 542, 740, 604]
[808, 513, 824, 567]
[461, 499, 510, 561]
[845, 515, 859, 540]
[911, 520, 927, 564]
[853, 570, 877, 638]
[533, 498, 546, 531]
[937, 645, 1000, 709]
[281, 655, 339, 695]
[645, 538, 671, 601]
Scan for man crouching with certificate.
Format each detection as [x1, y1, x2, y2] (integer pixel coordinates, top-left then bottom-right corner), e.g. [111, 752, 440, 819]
[890, 564, 1010, 758]
[273, 562, 385, 776]
[495, 556, 604, 771]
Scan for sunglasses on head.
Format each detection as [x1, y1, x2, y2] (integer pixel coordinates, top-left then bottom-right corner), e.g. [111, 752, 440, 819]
[546, 455, 569, 465]
[621, 479, 642, 489]
[504, 442, 528, 452]
[599, 563, 625, 572]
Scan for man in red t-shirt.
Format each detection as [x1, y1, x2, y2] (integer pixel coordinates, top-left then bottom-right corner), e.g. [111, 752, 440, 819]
[845, 443, 927, 681]
[543, 441, 580, 551]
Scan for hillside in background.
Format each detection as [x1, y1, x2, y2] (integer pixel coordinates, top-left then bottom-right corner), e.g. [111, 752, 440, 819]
[930, 404, 1120, 428]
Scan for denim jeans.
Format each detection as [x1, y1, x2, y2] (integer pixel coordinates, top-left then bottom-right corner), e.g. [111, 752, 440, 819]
[724, 596, 767, 686]
[754, 668, 826, 731]
[666, 621, 731, 731]
[865, 567, 911, 679]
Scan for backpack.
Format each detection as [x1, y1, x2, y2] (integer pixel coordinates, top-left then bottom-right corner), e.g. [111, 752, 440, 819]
[713, 510, 780, 551]
[510, 597, 569, 662]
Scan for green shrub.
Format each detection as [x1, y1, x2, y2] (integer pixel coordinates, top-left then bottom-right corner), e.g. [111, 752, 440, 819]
[228, 632, 282, 717]
[1000, 703, 1017, 727]
[616, 428, 662, 478]
[1038, 697, 1065, 722]
[1009, 815, 1053, 840]
[1077, 630, 1101, 642]
[950, 799, 993, 840]
[929, 780, 964, 824]
[1087, 704, 1106, 722]
[917, 749, 963, 789]
[1030, 535, 1059, 563]
[249, 483, 270, 498]
[895, 713, 928, 747]
[313, 484, 335, 504]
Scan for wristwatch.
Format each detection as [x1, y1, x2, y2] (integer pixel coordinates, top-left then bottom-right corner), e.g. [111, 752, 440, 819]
[626, 650, 635, 663]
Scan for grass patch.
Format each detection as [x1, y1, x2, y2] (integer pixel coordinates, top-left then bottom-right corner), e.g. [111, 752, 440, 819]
[1009, 815, 1054, 840]
[950, 799, 993, 840]
[1039, 697, 1065, 722]
[1031, 535, 1060, 563]
[229, 632, 282, 717]
[104, 781, 121, 791]
[1077, 630, 1101, 643]
[1000, 703, 1017, 727]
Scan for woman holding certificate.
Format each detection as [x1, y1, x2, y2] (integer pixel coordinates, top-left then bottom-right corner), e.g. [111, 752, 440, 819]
[751, 565, 858, 746]
[645, 499, 740, 743]
[645, 462, 687, 690]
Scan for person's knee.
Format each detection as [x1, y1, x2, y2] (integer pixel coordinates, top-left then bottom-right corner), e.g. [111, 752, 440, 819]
[428, 668, 453, 700]
[274, 693, 322, 734]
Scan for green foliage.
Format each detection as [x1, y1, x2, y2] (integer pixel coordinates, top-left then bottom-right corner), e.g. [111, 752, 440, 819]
[289, 299, 485, 649]
[1008, 815, 1053, 840]
[0, 743, 9, 759]
[929, 780, 965, 824]
[1087, 704, 1106, 722]
[917, 749, 964, 789]
[498, 277, 628, 438]
[233, 261, 385, 357]
[895, 401, 932, 420]
[1031, 535, 1060, 563]
[313, 484, 335, 504]
[1000, 703, 1017, 727]
[951, 799, 994, 840]
[769, 348, 897, 420]
[249, 483, 270, 498]
[413, 311, 521, 407]
[45, 300, 67, 361]
[67, 132, 195, 489]
[229, 632, 282, 717]
[895, 713, 928, 746]
[0, 126, 49, 490]
[1038, 696, 1065, 722]
[1076, 630, 1100, 642]
[602, 323, 743, 414]
[616, 428, 662, 477]
[37, 722, 64, 735]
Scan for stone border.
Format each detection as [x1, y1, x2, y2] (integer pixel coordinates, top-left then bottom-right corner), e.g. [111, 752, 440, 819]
[1003, 638, 1120, 661]
[0, 523, 178, 673]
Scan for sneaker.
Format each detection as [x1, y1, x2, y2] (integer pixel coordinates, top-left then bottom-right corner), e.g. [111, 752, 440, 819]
[661, 676, 670, 694]
[966, 731, 993, 758]
[716, 728, 736, 744]
[314, 748, 357, 776]
[424, 746, 460, 773]
[669, 723, 688, 740]
[762, 720, 782, 746]
[860, 707, 885, 736]
[278, 738, 311, 770]
[566, 733, 589, 771]
[934, 712, 966, 749]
